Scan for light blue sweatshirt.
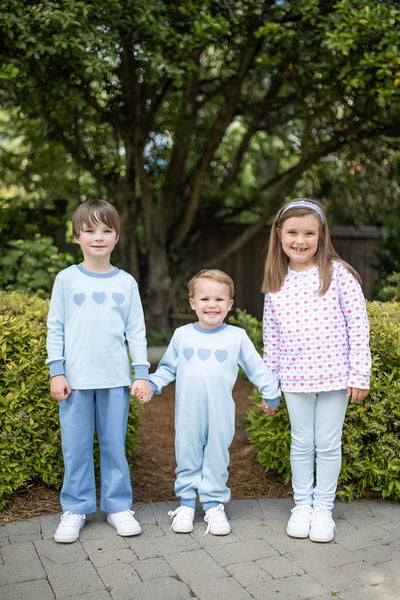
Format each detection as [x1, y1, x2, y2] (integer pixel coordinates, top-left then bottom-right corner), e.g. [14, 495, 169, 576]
[46, 264, 149, 389]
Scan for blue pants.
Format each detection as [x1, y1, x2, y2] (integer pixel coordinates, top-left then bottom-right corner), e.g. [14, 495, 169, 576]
[58, 387, 132, 514]
[284, 389, 349, 510]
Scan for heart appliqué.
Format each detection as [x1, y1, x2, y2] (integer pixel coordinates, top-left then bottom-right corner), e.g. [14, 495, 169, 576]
[73, 293, 86, 306]
[215, 349, 228, 363]
[112, 292, 125, 305]
[197, 348, 211, 361]
[92, 292, 106, 304]
[183, 347, 194, 361]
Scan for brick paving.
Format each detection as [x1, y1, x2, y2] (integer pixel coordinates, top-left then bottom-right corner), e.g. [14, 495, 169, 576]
[1, 498, 400, 600]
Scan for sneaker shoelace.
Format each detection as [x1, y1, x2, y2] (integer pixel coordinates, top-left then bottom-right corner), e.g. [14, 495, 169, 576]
[167, 506, 193, 529]
[112, 510, 136, 522]
[204, 504, 226, 535]
[60, 511, 85, 527]
[312, 507, 337, 531]
[290, 506, 312, 522]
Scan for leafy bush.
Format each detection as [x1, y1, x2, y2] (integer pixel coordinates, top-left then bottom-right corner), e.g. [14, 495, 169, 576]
[376, 272, 400, 302]
[0, 291, 142, 510]
[230, 303, 400, 502]
[0, 234, 74, 298]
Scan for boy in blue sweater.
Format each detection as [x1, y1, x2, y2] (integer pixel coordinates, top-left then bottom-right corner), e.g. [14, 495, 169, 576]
[46, 199, 152, 543]
[132, 269, 280, 535]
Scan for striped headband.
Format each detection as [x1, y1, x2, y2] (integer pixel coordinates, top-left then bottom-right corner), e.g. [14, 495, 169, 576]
[278, 200, 325, 223]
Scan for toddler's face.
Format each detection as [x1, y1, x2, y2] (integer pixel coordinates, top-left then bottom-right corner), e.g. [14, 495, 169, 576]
[189, 278, 233, 330]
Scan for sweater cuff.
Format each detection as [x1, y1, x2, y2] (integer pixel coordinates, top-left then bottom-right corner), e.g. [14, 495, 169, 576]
[265, 395, 281, 408]
[133, 364, 150, 380]
[49, 360, 65, 378]
[149, 381, 158, 393]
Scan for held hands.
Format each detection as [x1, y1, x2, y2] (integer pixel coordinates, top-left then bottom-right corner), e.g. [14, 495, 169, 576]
[130, 379, 153, 404]
[258, 397, 280, 417]
[347, 387, 369, 404]
[50, 375, 71, 402]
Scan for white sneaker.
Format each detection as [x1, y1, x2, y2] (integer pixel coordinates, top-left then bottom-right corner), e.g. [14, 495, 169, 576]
[168, 506, 195, 533]
[54, 511, 86, 543]
[107, 510, 142, 536]
[309, 507, 336, 542]
[286, 505, 313, 538]
[204, 504, 230, 535]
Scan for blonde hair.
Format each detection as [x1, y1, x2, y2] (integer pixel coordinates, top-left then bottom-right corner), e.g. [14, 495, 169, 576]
[72, 199, 120, 237]
[262, 198, 361, 295]
[188, 269, 234, 299]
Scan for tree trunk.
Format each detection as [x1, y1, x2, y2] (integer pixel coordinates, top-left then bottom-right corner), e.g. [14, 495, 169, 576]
[141, 242, 173, 331]
[111, 182, 140, 280]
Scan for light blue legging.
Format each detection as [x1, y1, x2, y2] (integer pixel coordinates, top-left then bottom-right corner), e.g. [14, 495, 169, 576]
[284, 389, 349, 511]
[59, 387, 132, 515]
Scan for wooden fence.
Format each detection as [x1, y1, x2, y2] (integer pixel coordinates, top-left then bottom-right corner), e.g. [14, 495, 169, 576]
[172, 226, 382, 325]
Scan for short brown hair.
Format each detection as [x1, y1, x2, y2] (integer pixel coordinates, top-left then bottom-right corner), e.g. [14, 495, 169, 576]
[188, 269, 234, 299]
[72, 199, 120, 237]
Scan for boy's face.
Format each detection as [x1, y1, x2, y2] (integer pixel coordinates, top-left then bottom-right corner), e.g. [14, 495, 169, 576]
[189, 278, 234, 330]
[74, 221, 119, 262]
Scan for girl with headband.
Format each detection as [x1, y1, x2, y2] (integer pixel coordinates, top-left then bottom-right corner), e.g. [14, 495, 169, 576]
[260, 198, 371, 542]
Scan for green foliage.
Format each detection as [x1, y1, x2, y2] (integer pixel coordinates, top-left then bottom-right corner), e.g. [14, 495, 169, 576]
[0, 234, 74, 298]
[231, 304, 400, 502]
[339, 301, 400, 501]
[1, 1, 400, 330]
[377, 272, 400, 302]
[0, 291, 142, 510]
[229, 309, 263, 352]
[147, 328, 173, 347]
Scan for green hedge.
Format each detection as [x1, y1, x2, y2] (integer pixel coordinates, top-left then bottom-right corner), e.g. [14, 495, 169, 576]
[230, 302, 400, 502]
[0, 291, 142, 510]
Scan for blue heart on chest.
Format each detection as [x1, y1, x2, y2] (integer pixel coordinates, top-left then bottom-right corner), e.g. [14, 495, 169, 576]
[92, 292, 106, 304]
[183, 347, 194, 361]
[215, 349, 228, 363]
[73, 293, 86, 306]
[112, 292, 125, 305]
[197, 348, 211, 361]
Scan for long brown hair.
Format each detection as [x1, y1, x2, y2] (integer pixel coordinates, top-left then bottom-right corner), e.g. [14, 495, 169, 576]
[261, 198, 361, 295]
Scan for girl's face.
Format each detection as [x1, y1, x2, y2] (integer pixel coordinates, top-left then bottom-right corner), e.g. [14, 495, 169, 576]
[277, 214, 320, 271]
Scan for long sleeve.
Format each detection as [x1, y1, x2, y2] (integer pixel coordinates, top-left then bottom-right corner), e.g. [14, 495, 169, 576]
[336, 264, 371, 389]
[46, 274, 66, 370]
[124, 281, 149, 379]
[262, 293, 281, 381]
[148, 333, 179, 394]
[237, 331, 280, 404]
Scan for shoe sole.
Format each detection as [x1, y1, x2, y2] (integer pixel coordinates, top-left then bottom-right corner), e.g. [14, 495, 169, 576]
[54, 535, 80, 543]
[172, 525, 193, 533]
[107, 516, 142, 536]
[209, 526, 231, 535]
[309, 533, 334, 543]
[286, 529, 309, 538]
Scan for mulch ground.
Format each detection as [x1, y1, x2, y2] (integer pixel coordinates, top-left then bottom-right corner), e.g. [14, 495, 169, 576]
[0, 378, 292, 524]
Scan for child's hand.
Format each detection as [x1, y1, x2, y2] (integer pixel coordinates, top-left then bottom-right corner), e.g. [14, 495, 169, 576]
[130, 379, 153, 404]
[50, 375, 71, 402]
[258, 398, 280, 416]
[347, 387, 369, 404]
[130, 383, 144, 402]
